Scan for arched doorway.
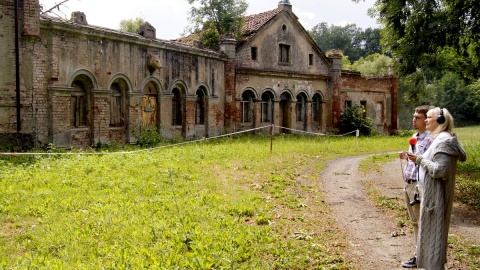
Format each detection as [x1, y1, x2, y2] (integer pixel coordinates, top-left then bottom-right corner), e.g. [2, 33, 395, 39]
[279, 92, 292, 133]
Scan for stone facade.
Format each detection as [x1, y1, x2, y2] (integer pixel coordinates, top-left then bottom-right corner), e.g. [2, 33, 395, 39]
[0, 0, 398, 149]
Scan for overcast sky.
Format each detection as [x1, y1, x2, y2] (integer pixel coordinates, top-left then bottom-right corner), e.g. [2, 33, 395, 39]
[39, 0, 379, 40]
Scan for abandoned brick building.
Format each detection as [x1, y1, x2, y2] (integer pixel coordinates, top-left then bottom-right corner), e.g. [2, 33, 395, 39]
[0, 0, 398, 149]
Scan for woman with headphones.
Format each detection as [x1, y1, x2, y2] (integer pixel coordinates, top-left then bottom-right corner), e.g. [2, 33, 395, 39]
[407, 107, 467, 269]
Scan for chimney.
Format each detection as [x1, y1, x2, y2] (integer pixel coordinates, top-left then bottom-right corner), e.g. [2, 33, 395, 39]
[71, 12, 88, 25]
[139, 22, 156, 39]
[278, 0, 292, 12]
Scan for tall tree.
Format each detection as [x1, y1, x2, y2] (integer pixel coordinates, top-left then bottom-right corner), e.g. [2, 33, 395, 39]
[374, 0, 480, 83]
[186, 0, 248, 50]
[309, 23, 382, 62]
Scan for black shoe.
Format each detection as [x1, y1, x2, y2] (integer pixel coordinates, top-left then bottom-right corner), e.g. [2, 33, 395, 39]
[401, 256, 417, 268]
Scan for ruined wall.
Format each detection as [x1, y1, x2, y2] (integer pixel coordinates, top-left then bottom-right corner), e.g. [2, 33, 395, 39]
[340, 71, 398, 134]
[1, 1, 227, 148]
[0, 0, 39, 148]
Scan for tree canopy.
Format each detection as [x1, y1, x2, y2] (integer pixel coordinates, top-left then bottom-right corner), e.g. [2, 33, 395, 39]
[309, 23, 382, 62]
[119, 17, 145, 33]
[374, 0, 480, 82]
[186, 0, 248, 50]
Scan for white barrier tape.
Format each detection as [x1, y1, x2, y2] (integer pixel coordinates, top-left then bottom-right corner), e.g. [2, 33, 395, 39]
[0, 125, 359, 156]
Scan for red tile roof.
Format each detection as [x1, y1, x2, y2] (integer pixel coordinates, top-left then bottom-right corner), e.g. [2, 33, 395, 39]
[242, 8, 282, 38]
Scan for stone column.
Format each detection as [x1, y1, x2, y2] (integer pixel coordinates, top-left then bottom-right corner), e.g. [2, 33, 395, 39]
[327, 50, 343, 130]
[220, 37, 237, 133]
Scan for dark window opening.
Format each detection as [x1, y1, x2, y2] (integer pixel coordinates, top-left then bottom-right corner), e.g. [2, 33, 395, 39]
[345, 100, 352, 109]
[279, 44, 290, 63]
[251, 47, 257, 61]
[309, 54, 313, 65]
[312, 94, 322, 122]
[195, 89, 205, 125]
[360, 100, 367, 118]
[71, 81, 87, 128]
[172, 88, 182, 126]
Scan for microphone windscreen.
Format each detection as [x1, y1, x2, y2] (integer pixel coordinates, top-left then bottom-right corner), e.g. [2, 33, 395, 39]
[409, 137, 417, 145]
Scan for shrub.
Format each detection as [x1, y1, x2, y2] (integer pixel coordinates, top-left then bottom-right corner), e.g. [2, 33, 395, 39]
[135, 125, 163, 147]
[339, 104, 375, 136]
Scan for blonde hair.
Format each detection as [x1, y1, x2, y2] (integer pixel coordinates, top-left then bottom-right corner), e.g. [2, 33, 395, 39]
[427, 107, 455, 138]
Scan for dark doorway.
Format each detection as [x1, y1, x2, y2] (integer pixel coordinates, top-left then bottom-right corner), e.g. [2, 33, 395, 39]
[279, 92, 292, 133]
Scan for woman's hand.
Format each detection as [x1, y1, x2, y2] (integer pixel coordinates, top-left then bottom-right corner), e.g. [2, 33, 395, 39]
[399, 151, 408, 160]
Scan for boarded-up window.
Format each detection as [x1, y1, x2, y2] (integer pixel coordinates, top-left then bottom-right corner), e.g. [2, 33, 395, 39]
[376, 102, 384, 123]
[172, 88, 182, 126]
[71, 81, 87, 127]
[142, 82, 158, 127]
[110, 83, 123, 126]
[195, 89, 205, 125]
[279, 44, 290, 63]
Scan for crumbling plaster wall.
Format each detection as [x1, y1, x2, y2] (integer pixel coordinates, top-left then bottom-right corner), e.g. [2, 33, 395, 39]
[33, 16, 226, 147]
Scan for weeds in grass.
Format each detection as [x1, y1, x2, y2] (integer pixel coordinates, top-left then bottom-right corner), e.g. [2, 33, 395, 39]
[1, 129, 478, 269]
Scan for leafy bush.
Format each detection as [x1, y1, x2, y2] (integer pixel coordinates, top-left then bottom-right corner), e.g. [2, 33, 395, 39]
[339, 104, 375, 136]
[135, 125, 163, 147]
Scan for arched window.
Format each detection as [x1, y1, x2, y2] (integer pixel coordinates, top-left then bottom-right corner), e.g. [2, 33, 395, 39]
[195, 89, 205, 125]
[71, 81, 87, 127]
[296, 93, 307, 122]
[241, 91, 255, 123]
[312, 94, 322, 122]
[110, 82, 124, 127]
[260, 91, 274, 123]
[172, 88, 182, 126]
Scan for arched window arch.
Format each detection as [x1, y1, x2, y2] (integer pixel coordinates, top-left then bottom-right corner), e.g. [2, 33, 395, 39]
[71, 81, 88, 127]
[172, 88, 183, 126]
[195, 88, 206, 125]
[296, 93, 307, 122]
[260, 91, 274, 123]
[241, 90, 255, 123]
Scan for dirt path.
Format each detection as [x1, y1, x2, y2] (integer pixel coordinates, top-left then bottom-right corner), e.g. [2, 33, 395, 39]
[320, 155, 480, 270]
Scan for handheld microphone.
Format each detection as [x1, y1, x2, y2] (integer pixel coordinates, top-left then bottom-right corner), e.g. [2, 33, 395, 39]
[409, 137, 417, 153]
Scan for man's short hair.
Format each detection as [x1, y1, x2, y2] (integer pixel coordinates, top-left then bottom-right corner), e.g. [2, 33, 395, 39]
[415, 105, 433, 118]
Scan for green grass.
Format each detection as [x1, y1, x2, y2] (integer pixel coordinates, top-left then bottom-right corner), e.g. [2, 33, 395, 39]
[0, 129, 477, 269]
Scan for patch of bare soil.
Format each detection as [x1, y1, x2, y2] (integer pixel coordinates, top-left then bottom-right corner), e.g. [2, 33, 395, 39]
[320, 155, 479, 270]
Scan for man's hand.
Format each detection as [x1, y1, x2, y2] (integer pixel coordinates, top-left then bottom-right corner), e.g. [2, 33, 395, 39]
[407, 153, 418, 163]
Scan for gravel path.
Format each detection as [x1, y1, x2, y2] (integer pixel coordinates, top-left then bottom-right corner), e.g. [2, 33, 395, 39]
[320, 154, 479, 270]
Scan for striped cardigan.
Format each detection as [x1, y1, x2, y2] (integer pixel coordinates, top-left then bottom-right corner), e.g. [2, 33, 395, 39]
[415, 136, 467, 269]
